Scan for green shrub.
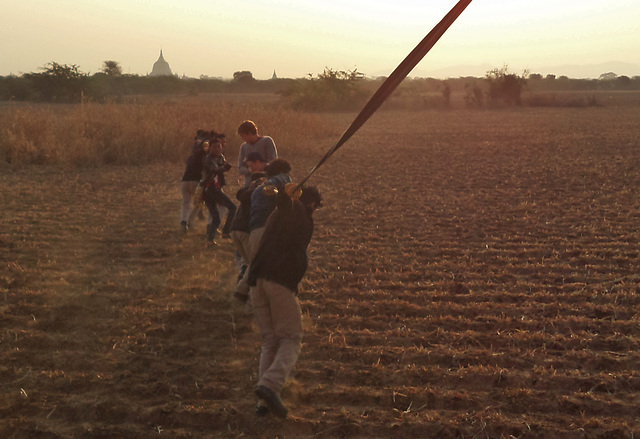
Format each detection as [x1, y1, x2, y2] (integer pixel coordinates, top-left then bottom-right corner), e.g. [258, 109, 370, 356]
[283, 68, 368, 112]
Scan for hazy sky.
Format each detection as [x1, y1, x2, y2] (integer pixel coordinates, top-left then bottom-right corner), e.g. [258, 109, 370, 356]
[2, 0, 639, 79]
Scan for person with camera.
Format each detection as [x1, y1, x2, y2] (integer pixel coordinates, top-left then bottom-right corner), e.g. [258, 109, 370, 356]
[180, 130, 209, 232]
[199, 135, 236, 246]
[247, 183, 323, 418]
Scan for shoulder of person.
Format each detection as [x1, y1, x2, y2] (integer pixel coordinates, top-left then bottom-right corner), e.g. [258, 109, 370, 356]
[268, 174, 291, 186]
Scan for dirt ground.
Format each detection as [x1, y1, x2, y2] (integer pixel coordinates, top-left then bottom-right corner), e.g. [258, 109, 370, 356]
[1, 104, 640, 438]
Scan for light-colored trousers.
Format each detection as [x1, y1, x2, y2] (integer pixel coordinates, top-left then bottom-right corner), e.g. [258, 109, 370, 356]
[236, 226, 267, 296]
[250, 278, 303, 393]
[231, 230, 250, 287]
[231, 230, 251, 266]
[249, 226, 266, 260]
[180, 181, 199, 223]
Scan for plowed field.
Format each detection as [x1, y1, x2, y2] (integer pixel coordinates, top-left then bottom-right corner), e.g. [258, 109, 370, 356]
[1, 103, 639, 438]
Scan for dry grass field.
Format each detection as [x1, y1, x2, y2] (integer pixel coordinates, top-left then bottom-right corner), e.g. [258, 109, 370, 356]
[1, 92, 640, 438]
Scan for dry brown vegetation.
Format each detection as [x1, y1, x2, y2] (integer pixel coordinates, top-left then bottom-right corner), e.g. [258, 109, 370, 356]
[0, 94, 331, 166]
[1, 92, 640, 438]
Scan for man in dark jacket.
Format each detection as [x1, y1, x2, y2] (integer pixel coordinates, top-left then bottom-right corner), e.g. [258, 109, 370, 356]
[180, 134, 208, 231]
[247, 183, 323, 418]
[200, 137, 236, 245]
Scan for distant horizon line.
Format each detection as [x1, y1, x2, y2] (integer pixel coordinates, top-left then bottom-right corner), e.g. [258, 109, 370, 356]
[2, 60, 638, 81]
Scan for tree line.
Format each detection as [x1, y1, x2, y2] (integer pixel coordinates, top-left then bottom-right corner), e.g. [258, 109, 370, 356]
[0, 61, 297, 103]
[1, 61, 638, 108]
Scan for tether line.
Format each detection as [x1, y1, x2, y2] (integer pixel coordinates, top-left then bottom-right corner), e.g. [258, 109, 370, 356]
[296, 0, 473, 189]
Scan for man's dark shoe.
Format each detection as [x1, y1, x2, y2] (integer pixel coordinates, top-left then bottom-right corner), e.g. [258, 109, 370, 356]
[255, 404, 269, 417]
[255, 385, 288, 418]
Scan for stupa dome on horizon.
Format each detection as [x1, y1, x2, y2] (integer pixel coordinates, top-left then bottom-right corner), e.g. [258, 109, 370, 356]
[150, 50, 173, 77]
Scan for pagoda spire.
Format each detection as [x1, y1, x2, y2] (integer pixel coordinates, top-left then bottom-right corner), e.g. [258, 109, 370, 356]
[150, 50, 173, 76]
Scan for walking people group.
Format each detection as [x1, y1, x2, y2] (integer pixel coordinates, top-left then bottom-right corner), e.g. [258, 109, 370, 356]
[178, 120, 323, 418]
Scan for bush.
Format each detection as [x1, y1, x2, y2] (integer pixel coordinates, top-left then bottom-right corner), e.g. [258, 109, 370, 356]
[464, 82, 484, 107]
[485, 66, 527, 106]
[0, 75, 35, 101]
[23, 62, 88, 103]
[282, 68, 368, 111]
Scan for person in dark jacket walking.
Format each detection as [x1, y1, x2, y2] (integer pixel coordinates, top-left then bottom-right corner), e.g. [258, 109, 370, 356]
[200, 137, 236, 245]
[247, 183, 323, 418]
[180, 132, 208, 231]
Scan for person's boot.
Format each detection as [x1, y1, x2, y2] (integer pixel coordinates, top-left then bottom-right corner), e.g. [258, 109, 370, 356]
[206, 225, 217, 247]
[255, 385, 287, 418]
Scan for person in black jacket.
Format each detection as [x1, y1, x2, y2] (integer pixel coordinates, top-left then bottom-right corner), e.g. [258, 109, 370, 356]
[247, 184, 323, 418]
[180, 131, 208, 231]
[200, 136, 236, 245]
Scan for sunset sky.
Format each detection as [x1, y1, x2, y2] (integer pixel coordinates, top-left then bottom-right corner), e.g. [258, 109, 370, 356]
[2, 0, 639, 79]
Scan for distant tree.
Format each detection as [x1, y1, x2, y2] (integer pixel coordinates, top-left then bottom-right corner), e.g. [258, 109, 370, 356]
[283, 67, 366, 111]
[485, 66, 527, 106]
[24, 62, 88, 102]
[615, 75, 632, 89]
[233, 71, 254, 82]
[529, 73, 543, 80]
[598, 72, 617, 81]
[0, 75, 35, 100]
[102, 60, 122, 77]
[545, 74, 556, 80]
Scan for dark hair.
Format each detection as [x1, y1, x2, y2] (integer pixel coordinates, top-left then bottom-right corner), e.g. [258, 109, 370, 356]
[300, 186, 323, 208]
[237, 120, 258, 135]
[265, 158, 291, 177]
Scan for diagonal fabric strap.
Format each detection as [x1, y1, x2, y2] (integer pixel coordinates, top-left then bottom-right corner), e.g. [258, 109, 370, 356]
[297, 0, 473, 188]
